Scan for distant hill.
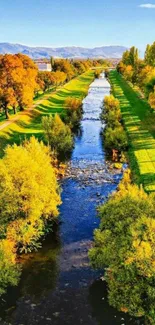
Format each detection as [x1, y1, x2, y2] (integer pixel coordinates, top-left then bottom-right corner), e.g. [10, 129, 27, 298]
[0, 43, 127, 59]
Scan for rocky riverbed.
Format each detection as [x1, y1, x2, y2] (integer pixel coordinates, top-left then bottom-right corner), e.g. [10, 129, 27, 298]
[0, 74, 143, 325]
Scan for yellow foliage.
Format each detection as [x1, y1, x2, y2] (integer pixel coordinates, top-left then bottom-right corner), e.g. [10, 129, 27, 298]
[0, 137, 61, 251]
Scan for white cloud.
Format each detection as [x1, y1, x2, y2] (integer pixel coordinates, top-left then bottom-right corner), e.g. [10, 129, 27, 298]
[139, 3, 155, 8]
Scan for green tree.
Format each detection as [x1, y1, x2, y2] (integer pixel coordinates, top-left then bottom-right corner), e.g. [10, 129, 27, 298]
[89, 174, 155, 324]
[145, 44, 151, 65]
[42, 114, 73, 156]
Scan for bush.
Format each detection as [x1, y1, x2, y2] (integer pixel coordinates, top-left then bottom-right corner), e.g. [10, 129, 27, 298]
[42, 114, 73, 155]
[104, 126, 128, 153]
[64, 97, 83, 128]
[101, 109, 121, 128]
[104, 95, 120, 113]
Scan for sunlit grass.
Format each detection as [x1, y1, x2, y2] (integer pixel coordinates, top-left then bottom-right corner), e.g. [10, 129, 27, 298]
[0, 70, 94, 157]
[109, 70, 155, 192]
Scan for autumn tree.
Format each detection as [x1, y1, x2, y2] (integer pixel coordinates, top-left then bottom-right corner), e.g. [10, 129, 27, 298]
[16, 54, 38, 110]
[64, 97, 83, 127]
[53, 59, 75, 81]
[52, 71, 67, 86]
[0, 137, 61, 251]
[0, 54, 38, 117]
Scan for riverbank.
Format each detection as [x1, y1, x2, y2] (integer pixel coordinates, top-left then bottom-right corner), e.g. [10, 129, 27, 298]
[109, 70, 155, 192]
[0, 73, 139, 325]
[0, 70, 94, 157]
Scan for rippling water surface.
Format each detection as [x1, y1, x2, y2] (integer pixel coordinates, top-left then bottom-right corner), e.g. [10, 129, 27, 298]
[0, 74, 141, 325]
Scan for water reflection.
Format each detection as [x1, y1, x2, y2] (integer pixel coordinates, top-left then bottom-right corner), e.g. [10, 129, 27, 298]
[0, 74, 143, 325]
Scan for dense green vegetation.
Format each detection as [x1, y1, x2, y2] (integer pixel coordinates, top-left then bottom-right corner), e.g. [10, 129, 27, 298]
[91, 44, 155, 325]
[109, 69, 155, 192]
[117, 42, 155, 108]
[89, 170, 155, 325]
[101, 94, 128, 158]
[42, 114, 73, 156]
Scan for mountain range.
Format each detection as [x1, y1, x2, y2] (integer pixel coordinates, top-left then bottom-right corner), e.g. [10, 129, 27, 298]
[0, 43, 127, 59]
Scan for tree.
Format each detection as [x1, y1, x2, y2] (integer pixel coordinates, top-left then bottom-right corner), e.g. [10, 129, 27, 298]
[38, 71, 55, 91]
[0, 87, 17, 119]
[89, 173, 155, 324]
[148, 42, 155, 67]
[53, 59, 75, 81]
[0, 137, 61, 251]
[128, 46, 139, 68]
[145, 44, 151, 65]
[122, 50, 130, 65]
[123, 65, 134, 81]
[104, 126, 128, 153]
[42, 114, 73, 156]
[0, 54, 38, 116]
[64, 97, 83, 127]
[52, 71, 67, 86]
[50, 56, 55, 69]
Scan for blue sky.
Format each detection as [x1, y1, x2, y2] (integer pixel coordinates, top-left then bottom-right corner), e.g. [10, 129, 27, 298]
[0, 0, 155, 52]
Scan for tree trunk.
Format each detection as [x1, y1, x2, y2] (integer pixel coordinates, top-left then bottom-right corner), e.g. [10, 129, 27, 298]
[13, 106, 17, 114]
[19, 105, 24, 111]
[4, 106, 9, 119]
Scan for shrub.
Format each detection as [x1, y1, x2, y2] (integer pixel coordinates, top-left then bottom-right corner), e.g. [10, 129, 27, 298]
[104, 126, 128, 153]
[104, 95, 120, 113]
[42, 114, 73, 155]
[64, 97, 83, 127]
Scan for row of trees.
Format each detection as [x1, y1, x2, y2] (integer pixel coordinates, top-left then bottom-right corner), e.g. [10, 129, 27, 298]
[0, 54, 38, 118]
[117, 42, 155, 109]
[89, 170, 155, 324]
[101, 95, 128, 160]
[0, 137, 61, 295]
[0, 54, 102, 119]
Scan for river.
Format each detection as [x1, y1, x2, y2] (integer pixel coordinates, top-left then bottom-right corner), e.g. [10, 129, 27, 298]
[0, 73, 141, 325]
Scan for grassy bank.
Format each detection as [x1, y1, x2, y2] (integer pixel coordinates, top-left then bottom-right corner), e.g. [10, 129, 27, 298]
[109, 70, 155, 192]
[0, 70, 94, 157]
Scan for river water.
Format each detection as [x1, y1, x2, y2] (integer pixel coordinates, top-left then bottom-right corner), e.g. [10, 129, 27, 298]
[0, 74, 141, 325]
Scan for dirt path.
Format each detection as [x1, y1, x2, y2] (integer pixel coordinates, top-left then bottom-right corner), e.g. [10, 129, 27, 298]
[0, 91, 55, 132]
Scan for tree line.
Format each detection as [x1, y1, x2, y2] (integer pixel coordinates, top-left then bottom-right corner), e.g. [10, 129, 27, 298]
[117, 42, 155, 109]
[0, 54, 102, 119]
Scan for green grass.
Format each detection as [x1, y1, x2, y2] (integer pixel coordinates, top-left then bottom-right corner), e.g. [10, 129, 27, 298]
[0, 70, 94, 157]
[109, 70, 155, 192]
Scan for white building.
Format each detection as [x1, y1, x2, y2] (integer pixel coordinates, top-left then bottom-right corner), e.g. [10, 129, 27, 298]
[36, 62, 52, 72]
